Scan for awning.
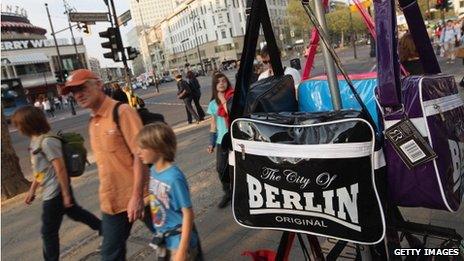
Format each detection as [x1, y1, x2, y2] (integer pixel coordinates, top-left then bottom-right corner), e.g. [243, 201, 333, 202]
[2, 53, 49, 65]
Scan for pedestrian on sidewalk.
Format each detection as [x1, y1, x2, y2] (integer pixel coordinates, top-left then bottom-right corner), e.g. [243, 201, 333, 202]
[176, 74, 200, 124]
[440, 20, 459, 64]
[137, 122, 202, 261]
[53, 97, 61, 110]
[207, 73, 234, 209]
[12, 106, 101, 261]
[111, 82, 129, 104]
[42, 98, 54, 117]
[186, 71, 205, 121]
[61, 69, 150, 261]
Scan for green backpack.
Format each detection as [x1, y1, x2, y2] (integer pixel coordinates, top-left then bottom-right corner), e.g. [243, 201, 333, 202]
[39, 132, 88, 177]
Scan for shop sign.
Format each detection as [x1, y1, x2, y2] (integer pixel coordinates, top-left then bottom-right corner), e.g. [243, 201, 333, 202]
[1, 38, 83, 51]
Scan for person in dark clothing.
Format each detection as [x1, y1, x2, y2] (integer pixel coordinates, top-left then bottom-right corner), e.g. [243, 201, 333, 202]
[175, 74, 200, 124]
[110, 82, 129, 104]
[186, 71, 205, 121]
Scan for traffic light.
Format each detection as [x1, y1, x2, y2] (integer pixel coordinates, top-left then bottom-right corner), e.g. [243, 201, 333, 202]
[55, 71, 63, 83]
[126, 47, 139, 60]
[82, 23, 90, 34]
[99, 27, 122, 61]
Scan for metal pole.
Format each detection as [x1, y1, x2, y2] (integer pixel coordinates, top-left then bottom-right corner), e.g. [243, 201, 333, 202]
[181, 39, 188, 64]
[190, 8, 205, 74]
[313, 0, 342, 110]
[106, 1, 114, 27]
[63, 0, 82, 69]
[109, 0, 130, 80]
[45, 3, 65, 81]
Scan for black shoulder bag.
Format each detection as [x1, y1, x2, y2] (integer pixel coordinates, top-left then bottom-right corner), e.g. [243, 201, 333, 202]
[229, 0, 297, 121]
[228, 0, 386, 245]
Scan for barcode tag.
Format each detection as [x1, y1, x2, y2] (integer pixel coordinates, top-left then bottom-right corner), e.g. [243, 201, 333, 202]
[385, 119, 437, 169]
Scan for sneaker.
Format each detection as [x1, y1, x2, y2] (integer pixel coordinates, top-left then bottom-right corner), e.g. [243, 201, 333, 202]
[217, 194, 232, 209]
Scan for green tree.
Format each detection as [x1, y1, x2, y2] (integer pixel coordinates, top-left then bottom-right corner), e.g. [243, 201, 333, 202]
[326, 7, 367, 47]
[286, 0, 312, 40]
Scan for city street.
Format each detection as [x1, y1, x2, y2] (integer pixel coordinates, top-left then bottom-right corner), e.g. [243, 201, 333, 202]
[2, 45, 464, 260]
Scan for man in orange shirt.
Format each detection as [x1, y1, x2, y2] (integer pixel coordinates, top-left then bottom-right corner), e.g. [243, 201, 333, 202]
[62, 69, 147, 260]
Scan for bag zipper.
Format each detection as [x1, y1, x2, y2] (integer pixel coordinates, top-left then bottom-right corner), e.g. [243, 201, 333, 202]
[232, 139, 373, 160]
[422, 94, 463, 121]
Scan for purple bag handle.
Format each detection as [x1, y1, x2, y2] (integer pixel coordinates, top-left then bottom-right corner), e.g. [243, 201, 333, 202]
[398, 0, 441, 74]
[373, 0, 402, 107]
[374, 0, 442, 108]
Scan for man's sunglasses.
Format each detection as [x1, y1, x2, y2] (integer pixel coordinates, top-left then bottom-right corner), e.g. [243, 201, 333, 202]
[70, 85, 87, 94]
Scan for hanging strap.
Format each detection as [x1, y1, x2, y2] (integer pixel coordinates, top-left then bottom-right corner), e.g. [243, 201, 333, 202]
[398, 0, 441, 74]
[230, 0, 283, 122]
[373, 0, 402, 107]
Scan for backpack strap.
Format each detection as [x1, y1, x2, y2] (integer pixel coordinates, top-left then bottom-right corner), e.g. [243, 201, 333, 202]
[34, 134, 63, 160]
[112, 102, 131, 151]
[113, 102, 124, 130]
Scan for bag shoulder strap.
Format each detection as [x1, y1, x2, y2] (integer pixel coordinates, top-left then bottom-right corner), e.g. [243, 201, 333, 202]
[398, 0, 441, 74]
[113, 102, 124, 130]
[231, 0, 283, 121]
[112, 102, 134, 153]
[374, 0, 402, 107]
[35, 134, 63, 160]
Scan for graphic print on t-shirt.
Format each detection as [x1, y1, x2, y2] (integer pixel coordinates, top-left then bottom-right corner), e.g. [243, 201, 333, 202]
[149, 178, 171, 228]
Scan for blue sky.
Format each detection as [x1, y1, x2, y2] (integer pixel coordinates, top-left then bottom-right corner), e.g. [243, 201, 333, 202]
[3, 0, 134, 67]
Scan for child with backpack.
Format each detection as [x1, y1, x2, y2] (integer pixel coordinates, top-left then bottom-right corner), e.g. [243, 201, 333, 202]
[12, 106, 101, 261]
[136, 122, 201, 261]
[207, 73, 234, 209]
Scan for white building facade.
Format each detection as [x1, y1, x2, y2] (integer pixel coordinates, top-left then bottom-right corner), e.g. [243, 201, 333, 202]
[129, 0, 180, 74]
[453, 0, 464, 16]
[149, 0, 289, 73]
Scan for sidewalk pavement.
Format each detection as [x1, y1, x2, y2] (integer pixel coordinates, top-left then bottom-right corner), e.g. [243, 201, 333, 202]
[57, 165, 309, 261]
[58, 168, 463, 261]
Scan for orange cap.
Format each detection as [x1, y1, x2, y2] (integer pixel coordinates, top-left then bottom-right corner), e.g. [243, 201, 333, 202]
[61, 69, 100, 95]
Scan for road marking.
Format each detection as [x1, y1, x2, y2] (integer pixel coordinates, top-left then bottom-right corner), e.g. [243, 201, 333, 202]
[370, 64, 377, 72]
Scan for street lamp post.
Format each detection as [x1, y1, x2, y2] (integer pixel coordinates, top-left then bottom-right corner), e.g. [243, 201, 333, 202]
[63, 0, 82, 69]
[188, 7, 205, 74]
[181, 38, 189, 66]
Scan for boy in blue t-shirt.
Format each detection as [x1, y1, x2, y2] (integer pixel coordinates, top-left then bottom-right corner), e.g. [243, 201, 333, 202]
[136, 122, 200, 260]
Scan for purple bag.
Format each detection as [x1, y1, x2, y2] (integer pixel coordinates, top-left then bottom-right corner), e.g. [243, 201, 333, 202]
[374, 0, 464, 211]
